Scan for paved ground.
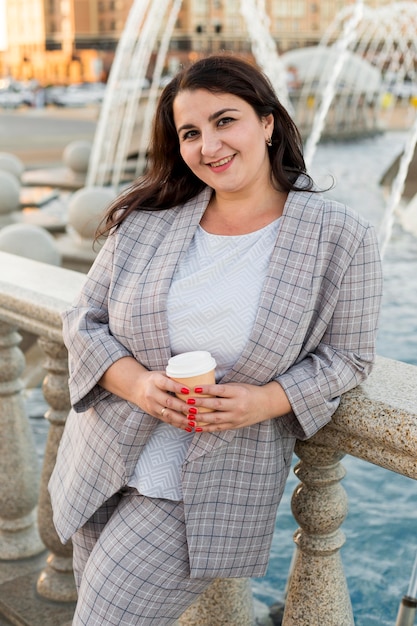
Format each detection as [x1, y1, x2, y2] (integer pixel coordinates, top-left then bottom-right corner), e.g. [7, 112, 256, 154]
[0, 105, 98, 167]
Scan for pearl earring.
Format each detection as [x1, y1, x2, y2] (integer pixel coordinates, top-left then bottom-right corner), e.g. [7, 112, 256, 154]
[266, 137, 273, 147]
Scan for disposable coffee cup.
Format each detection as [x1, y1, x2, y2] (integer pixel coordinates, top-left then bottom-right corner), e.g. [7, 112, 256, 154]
[166, 351, 217, 425]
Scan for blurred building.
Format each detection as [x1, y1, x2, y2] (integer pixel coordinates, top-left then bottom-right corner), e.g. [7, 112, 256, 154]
[0, 0, 409, 85]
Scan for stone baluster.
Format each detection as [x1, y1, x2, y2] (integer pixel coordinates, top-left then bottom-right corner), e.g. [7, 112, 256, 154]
[36, 337, 77, 602]
[0, 321, 44, 559]
[283, 440, 354, 626]
[178, 578, 254, 625]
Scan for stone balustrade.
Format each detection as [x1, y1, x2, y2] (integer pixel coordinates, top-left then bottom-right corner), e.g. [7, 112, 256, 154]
[0, 249, 416, 626]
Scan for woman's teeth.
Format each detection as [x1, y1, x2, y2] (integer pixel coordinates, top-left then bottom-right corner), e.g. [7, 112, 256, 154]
[209, 156, 233, 168]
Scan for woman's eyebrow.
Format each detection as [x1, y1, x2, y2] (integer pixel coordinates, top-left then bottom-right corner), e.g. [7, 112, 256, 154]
[208, 107, 239, 121]
[177, 108, 240, 134]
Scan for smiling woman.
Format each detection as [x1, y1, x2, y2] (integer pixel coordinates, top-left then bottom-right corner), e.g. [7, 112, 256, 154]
[48, 53, 383, 626]
[173, 89, 280, 234]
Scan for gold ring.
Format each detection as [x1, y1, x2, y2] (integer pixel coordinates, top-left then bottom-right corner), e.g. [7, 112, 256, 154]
[160, 407, 166, 416]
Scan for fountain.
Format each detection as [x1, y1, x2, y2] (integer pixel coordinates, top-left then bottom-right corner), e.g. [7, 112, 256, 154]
[292, 1, 417, 139]
[85, 0, 292, 190]
[302, 0, 367, 169]
[3, 0, 417, 260]
[280, 1, 417, 253]
[83, 0, 417, 257]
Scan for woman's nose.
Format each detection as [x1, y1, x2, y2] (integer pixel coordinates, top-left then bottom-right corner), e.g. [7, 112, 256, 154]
[201, 131, 221, 155]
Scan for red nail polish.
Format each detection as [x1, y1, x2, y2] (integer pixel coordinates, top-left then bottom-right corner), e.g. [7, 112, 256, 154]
[188, 420, 196, 427]
[188, 407, 197, 415]
[185, 427, 193, 432]
[194, 387, 203, 393]
[195, 427, 203, 432]
[181, 387, 190, 394]
[187, 398, 196, 405]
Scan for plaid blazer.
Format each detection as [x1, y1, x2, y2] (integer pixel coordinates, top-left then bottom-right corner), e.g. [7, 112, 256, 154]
[49, 185, 383, 578]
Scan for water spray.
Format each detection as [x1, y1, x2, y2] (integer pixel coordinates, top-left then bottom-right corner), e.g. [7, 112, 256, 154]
[304, 0, 365, 170]
[239, 0, 291, 113]
[378, 109, 417, 258]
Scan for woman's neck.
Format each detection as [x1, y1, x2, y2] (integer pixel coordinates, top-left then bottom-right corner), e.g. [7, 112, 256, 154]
[201, 188, 287, 236]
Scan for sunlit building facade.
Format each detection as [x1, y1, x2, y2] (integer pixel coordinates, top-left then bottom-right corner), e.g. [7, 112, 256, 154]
[0, 0, 412, 85]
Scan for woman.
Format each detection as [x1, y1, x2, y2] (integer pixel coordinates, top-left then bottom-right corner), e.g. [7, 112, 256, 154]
[49, 54, 383, 625]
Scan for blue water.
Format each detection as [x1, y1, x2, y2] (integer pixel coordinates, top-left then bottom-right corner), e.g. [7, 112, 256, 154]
[252, 131, 417, 624]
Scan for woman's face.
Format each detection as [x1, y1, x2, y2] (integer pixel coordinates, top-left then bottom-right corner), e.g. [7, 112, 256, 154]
[173, 89, 274, 198]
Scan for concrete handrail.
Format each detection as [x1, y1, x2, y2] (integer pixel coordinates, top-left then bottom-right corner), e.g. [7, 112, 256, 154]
[0, 251, 85, 340]
[309, 355, 417, 478]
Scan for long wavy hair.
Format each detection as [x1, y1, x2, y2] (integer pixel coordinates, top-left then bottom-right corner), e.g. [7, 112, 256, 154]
[98, 53, 314, 236]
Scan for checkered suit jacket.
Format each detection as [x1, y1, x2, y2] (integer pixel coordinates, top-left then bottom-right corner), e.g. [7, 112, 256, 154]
[49, 184, 383, 578]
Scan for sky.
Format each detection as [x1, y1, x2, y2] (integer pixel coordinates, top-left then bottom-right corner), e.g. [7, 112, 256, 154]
[0, 0, 7, 52]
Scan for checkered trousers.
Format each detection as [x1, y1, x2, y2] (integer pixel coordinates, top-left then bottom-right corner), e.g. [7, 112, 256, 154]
[71, 490, 212, 625]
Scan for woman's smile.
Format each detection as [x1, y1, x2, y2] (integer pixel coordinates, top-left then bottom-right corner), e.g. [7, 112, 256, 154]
[207, 154, 235, 170]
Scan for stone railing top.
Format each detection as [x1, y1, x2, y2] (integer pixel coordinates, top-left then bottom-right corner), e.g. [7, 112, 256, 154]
[307, 356, 417, 480]
[0, 251, 85, 340]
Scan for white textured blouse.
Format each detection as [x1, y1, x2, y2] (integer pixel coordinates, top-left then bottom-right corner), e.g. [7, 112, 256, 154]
[128, 217, 281, 500]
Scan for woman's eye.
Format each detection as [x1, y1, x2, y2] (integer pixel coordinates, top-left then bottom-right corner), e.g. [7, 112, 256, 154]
[182, 129, 199, 140]
[218, 117, 234, 127]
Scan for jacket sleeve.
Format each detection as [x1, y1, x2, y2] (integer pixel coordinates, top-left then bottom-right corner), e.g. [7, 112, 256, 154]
[277, 222, 383, 440]
[62, 231, 133, 412]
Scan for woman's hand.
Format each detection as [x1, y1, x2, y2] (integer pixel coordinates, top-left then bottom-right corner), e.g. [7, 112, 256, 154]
[98, 356, 194, 431]
[133, 369, 195, 431]
[99, 357, 292, 433]
[184, 380, 292, 432]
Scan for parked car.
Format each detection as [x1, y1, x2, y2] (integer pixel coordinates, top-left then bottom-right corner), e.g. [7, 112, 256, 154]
[0, 90, 25, 108]
[52, 82, 107, 107]
[390, 81, 417, 99]
[44, 85, 67, 105]
[381, 73, 417, 99]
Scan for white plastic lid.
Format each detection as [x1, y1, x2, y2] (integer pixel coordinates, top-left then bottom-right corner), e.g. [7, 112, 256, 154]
[166, 351, 217, 378]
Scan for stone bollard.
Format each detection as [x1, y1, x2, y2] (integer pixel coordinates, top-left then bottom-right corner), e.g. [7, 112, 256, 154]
[0, 223, 61, 265]
[0, 170, 21, 227]
[55, 185, 116, 272]
[0, 152, 25, 181]
[66, 185, 116, 242]
[62, 140, 92, 176]
[282, 440, 354, 626]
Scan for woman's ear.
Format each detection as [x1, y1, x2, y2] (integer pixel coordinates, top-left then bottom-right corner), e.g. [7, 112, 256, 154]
[263, 113, 274, 141]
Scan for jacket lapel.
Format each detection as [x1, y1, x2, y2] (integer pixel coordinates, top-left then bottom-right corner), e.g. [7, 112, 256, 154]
[220, 187, 322, 386]
[120, 188, 214, 471]
[128, 187, 213, 369]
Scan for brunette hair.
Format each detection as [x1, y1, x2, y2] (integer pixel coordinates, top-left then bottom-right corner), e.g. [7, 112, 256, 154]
[98, 53, 313, 236]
